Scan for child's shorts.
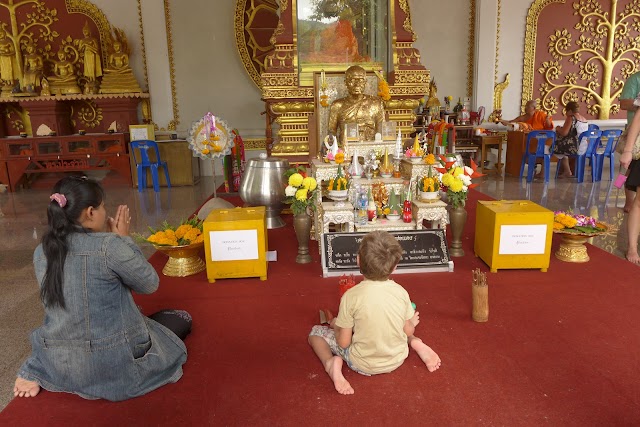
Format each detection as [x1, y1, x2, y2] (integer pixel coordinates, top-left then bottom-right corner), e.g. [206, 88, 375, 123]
[309, 325, 371, 376]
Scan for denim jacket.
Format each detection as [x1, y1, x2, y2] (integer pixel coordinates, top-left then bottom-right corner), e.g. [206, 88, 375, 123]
[18, 232, 187, 401]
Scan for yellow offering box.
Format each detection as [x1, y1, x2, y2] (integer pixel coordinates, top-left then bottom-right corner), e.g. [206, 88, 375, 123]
[474, 200, 553, 273]
[204, 206, 268, 283]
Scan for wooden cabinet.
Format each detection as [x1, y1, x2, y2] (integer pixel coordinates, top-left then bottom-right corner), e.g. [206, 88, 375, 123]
[505, 131, 528, 176]
[129, 139, 200, 187]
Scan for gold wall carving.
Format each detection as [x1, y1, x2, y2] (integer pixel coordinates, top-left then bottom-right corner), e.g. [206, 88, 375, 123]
[494, 0, 501, 86]
[64, 0, 112, 67]
[531, 0, 640, 119]
[261, 72, 298, 87]
[5, 104, 26, 132]
[270, 101, 314, 114]
[72, 99, 103, 128]
[397, 0, 416, 41]
[467, 0, 476, 98]
[163, 0, 178, 130]
[522, 0, 566, 114]
[393, 69, 430, 85]
[243, 137, 267, 150]
[136, 0, 149, 91]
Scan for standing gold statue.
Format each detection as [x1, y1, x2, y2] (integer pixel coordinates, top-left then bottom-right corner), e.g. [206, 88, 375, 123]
[328, 65, 385, 144]
[49, 47, 81, 95]
[22, 42, 43, 93]
[99, 28, 141, 94]
[0, 28, 18, 93]
[77, 21, 102, 93]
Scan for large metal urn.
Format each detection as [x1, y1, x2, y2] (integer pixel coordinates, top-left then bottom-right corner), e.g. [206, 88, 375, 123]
[239, 154, 289, 229]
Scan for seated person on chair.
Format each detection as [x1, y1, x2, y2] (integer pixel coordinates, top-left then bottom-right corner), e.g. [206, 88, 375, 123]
[328, 65, 385, 145]
[500, 100, 554, 131]
[554, 101, 588, 178]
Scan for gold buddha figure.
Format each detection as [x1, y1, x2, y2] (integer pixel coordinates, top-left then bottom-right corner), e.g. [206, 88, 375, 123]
[49, 48, 81, 95]
[22, 42, 43, 93]
[328, 65, 385, 145]
[99, 33, 141, 94]
[77, 21, 102, 93]
[0, 28, 17, 89]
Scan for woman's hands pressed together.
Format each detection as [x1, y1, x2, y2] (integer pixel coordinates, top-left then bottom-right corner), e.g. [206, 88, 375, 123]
[108, 205, 131, 236]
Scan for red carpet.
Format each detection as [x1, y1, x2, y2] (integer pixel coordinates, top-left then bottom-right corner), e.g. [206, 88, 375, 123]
[2, 190, 640, 425]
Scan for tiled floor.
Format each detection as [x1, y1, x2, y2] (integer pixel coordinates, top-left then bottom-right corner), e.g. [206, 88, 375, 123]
[0, 163, 634, 410]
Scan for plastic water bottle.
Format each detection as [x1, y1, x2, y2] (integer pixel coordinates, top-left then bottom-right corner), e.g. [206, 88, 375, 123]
[358, 187, 368, 225]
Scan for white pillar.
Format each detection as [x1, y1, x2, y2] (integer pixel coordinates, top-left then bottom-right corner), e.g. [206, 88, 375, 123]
[473, 0, 498, 113]
[140, 0, 174, 130]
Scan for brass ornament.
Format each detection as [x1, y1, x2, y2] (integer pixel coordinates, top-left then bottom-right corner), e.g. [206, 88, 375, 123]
[261, 72, 298, 87]
[243, 138, 268, 151]
[5, 104, 26, 132]
[270, 101, 314, 114]
[163, 0, 179, 129]
[489, 73, 510, 122]
[393, 69, 430, 85]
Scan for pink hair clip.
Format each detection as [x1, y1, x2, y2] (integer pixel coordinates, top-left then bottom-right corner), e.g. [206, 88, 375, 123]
[50, 193, 67, 208]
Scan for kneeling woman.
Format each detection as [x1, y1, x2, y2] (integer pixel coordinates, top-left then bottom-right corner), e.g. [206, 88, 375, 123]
[14, 176, 190, 401]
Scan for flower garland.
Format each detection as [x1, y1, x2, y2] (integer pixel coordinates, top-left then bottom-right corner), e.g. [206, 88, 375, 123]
[135, 218, 204, 247]
[374, 70, 391, 101]
[553, 211, 607, 234]
[187, 112, 234, 159]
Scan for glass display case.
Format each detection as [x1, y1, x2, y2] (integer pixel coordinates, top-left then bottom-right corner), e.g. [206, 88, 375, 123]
[296, 0, 389, 86]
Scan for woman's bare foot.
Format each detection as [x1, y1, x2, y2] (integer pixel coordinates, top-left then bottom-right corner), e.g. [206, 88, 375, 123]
[14, 377, 40, 398]
[410, 338, 441, 372]
[626, 251, 640, 265]
[324, 356, 354, 395]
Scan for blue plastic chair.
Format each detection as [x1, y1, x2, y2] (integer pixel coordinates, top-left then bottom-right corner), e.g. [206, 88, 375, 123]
[519, 130, 556, 182]
[130, 140, 171, 192]
[594, 129, 623, 181]
[587, 124, 600, 132]
[554, 129, 601, 183]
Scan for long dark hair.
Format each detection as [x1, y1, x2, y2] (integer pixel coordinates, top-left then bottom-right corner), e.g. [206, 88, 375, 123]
[41, 176, 104, 309]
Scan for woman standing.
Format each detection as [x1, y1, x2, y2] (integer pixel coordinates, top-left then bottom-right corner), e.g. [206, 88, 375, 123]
[621, 110, 640, 265]
[554, 101, 589, 178]
[14, 176, 190, 400]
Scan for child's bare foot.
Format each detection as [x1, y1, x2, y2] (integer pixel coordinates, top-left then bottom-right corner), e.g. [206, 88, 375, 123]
[409, 311, 420, 328]
[626, 251, 640, 265]
[14, 377, 40, 398]
[410, 338, 441, 372]
[324, 356, 354, 395]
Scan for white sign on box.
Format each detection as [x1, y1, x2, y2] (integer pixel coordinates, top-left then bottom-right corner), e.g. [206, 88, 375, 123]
[209, 229, 258, 261]
[498, 225, 547, 255]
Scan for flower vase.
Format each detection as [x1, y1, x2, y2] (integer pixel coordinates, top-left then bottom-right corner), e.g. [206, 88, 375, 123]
[448, 205, 467, 257]
[293, 213, 313, 264]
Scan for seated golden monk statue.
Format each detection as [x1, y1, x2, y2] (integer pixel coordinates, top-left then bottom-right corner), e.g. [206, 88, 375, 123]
[328, 65, 385, 145]
[48, 48, 81, 95]
[99, 40, 141, 94]
[22, 42, 43, 93]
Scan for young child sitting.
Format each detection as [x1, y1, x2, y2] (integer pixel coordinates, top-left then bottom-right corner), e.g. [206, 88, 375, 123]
[308, 231, 441, 395]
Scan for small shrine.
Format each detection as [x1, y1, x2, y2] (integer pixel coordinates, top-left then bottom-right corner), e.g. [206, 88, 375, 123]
[0, 0, 150, 191]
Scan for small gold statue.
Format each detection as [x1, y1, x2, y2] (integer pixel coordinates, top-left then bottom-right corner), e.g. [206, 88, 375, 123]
[22, 41, 43, 94]
[426, 79, 441, 118]
[77, 21, 102, 93]
[99, 27, 141, 94]
[40, 77, 51, 96]
[328, 65, 385, 145]
[49, 47, 81, 95]
[0, 28, 18, 92]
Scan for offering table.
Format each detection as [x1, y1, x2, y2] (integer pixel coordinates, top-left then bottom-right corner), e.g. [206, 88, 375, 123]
[412, 199, 449, 229]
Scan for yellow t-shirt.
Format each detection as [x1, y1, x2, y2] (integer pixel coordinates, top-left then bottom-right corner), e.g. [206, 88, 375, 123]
[335, 279, 415, 374]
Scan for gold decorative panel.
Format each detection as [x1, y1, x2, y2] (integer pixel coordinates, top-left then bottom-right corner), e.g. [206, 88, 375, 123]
[523, 0, 640, 119]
